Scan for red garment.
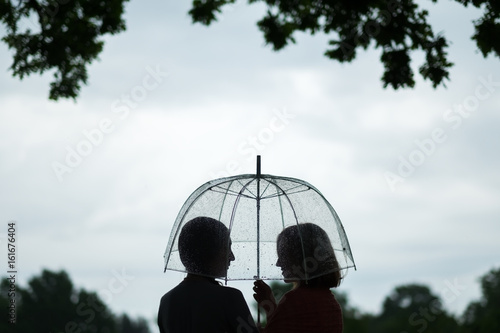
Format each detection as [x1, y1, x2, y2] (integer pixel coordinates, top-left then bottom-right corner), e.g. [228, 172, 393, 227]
[263, 287, 343, 333]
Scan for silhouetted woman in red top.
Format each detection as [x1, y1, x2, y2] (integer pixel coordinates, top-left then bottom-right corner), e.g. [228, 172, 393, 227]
[253, 223, 343, 333]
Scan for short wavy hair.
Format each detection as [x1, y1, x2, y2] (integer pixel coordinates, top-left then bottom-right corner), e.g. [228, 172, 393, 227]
[277, 223, 342, 288]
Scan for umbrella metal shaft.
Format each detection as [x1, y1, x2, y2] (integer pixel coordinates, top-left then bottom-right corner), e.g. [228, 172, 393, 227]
[256, 155, 261, 325]
[256, 155, 261, 279]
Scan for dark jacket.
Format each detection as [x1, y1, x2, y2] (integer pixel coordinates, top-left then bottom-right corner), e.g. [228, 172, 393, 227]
[158, 277, 258, 333]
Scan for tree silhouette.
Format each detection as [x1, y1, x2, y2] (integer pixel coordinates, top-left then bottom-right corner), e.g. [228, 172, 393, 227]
[335, 291, 372, 333]
[190, 0, 499, 90]
[1, 1, 499, 100]
[1, 269, 118, 333]
[460, 267, 500, 333]
[0, 0, 128, 100]
[0, 277, 14, 332]
[117, 313, 151, 333]
[249, 270, 500, 333]
[371, 283, 458, 333]
[0, 269, 150, 333]
[253, 280, 372, 332]
[253, 280, 293, 326]
[3, 267, 500, 333]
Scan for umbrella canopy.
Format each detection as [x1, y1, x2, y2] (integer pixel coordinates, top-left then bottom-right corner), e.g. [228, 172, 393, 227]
[163, 156, 356, 282]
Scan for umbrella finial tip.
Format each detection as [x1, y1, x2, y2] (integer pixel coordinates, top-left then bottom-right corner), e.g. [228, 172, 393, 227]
[256, 155, 261, 177]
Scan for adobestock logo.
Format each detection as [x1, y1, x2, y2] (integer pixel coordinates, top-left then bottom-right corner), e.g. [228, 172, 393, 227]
[401, 278, 467, 333]
[51, 65, 169, 183]
[385, 74, 499, 192]
[209, 107, 296, 179]
[52, 268, 135, 333]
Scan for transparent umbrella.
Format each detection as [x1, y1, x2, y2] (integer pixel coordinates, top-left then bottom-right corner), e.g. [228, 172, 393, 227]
[163, 156, 356, 283]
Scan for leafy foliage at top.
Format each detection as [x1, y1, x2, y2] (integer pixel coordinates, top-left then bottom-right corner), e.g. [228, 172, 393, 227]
[190, 0, 500, 89]
[0, 0, 128, 100]
[0, 0, 498, 100]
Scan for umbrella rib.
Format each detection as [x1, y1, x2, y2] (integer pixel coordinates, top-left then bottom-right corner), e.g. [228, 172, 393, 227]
[234, 178, 258, 198]
[226, 177, 257, 284]
[165, 172, 357, 279]
[280, 183, 310, 193]
[214, 178, 258, 198]
[211, 177, 310, 200]
[260, 186, 311, 199]
[276, 185, 285, 229]
[222, 178, 257, 199]
[263, 178, 310, 280]
[209, 186, 256, 199]
[260, 180, 272, 197]
[217, 179, 235, 222]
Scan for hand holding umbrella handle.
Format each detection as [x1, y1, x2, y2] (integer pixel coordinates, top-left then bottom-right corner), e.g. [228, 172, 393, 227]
[253, 280, 277, 317]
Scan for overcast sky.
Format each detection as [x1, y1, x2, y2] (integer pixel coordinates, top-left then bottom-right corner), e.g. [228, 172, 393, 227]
[1, 0, 499, 330]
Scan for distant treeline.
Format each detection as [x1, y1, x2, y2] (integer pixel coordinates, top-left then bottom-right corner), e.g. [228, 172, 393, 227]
[2, 267, 499, 333]
[256, 267, 500, 333]
[0, 270, 150, 333]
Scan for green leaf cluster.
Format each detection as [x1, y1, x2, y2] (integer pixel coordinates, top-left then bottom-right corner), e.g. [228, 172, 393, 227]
[1, 0, 498, 100]
[0, 0, 129, 100]
[190, 0, 500, 90]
